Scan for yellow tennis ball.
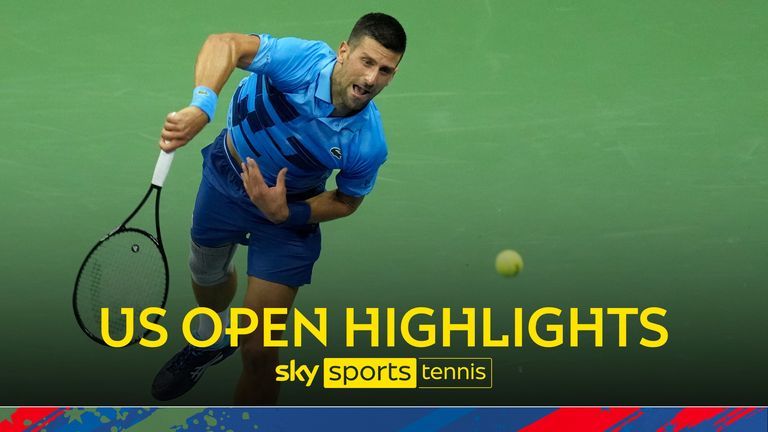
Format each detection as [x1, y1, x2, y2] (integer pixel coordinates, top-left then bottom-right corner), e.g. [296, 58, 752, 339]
[495, 249, 523, 277]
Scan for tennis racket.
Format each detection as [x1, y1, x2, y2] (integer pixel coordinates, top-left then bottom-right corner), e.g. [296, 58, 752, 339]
[73, 150, 175, 346]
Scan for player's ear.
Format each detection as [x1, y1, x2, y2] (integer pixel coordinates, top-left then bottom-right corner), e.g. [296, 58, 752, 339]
[337, 41, 349, 64]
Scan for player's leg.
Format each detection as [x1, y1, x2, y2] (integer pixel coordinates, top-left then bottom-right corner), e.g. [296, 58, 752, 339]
[234, 276, 298, 404]
[234, 219, 322, 405]
[193, 271, 236, 312]
[151, 243, 243, 401]
[152, 132, 250, 401]
[189, 241, 239, 342]
[185, 130, 252, 343]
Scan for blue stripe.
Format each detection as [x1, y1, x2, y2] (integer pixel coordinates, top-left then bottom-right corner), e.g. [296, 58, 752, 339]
[231, 85, 247, 127]
[236, 126, 261, 157]
[230, 84, 261, 157]
[245, 111, 266, 132]
[247, 75, 275, 133]
[257, 77, 320, 171]
[286, 135, 324, 169]
[232, 75, 322, 172]
[399, 408, 474, 432]
[266, 79, 300, 122]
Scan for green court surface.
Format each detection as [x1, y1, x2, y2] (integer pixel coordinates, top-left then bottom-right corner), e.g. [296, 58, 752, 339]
[1, 1, 766, 405]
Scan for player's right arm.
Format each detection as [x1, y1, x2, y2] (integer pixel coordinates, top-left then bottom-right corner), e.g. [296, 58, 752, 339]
[159, 33, 261, 152]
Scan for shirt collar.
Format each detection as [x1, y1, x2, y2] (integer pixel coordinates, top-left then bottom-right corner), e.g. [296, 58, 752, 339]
[315, 60, 335, 105]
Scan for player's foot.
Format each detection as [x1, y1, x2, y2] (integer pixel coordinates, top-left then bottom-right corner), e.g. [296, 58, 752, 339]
[151, 343, 238, 401]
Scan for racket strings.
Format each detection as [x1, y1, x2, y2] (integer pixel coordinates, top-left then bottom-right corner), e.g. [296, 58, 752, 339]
[75, 231, 167, 343]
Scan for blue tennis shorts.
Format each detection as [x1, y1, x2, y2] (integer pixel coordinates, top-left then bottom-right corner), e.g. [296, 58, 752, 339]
[191, 129, 322, 287]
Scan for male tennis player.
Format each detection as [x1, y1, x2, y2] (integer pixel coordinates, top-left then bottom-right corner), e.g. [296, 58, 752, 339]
[151, 13, 406, 404]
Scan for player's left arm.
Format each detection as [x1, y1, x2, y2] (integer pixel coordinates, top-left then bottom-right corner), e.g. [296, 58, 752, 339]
[302, 131, 383, 223]
[305, 190, 363, 223]
[240, 127, 383, 224]
[240, 158, 364, 224]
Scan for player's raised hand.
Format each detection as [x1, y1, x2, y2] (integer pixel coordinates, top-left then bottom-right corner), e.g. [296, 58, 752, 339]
[159, 106, 208, 151]
[241, 157, 290, 224]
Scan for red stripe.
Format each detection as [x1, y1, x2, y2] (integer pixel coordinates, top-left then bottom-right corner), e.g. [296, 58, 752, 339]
[520, 408, 641, 432]
[717, 408, 761, 431]
[612, 410, 644, 431]
[0, 408, 60, 432]
[28, 408, 68, 432]
[659, 408, 728, 432]
[713, 408, 745, 427]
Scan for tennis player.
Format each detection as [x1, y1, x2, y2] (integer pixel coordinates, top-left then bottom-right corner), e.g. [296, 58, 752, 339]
[151, 13, 406, 404]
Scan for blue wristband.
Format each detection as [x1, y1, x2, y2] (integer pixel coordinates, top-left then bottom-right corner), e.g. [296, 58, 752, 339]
[282, 202, 311, 226]
[190, 85, 218, 122]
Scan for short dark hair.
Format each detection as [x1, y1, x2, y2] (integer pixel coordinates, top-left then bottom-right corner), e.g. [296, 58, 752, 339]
[348, 13, 407, 54]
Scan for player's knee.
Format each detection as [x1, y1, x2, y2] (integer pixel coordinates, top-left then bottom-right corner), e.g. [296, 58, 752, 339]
[188, 241, 237, 286]
[240, 339, 278, 370]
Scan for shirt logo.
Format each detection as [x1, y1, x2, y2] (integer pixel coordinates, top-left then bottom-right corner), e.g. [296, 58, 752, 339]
[330, 147, 342, 160]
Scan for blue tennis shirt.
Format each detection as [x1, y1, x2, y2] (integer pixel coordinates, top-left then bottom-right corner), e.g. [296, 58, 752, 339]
[225, 33, 388, 197]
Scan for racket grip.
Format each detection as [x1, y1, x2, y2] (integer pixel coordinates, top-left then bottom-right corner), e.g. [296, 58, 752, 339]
[152, 150, 175, 187]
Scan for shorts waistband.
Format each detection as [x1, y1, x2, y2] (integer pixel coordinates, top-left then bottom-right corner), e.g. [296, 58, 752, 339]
[225, 130, 243, 167]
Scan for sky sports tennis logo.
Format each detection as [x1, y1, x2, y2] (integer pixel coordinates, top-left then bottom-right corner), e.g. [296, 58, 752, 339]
[277, 358, 492, 389]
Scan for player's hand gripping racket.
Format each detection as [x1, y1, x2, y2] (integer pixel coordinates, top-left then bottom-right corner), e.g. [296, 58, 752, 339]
[73, 150, 175, 346]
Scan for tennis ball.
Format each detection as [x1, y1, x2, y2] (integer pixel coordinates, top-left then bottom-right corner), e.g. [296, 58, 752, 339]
[495, 249, 523, 277]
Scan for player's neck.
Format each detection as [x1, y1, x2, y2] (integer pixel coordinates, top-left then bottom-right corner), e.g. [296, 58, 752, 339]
[329, 64, 363, 118]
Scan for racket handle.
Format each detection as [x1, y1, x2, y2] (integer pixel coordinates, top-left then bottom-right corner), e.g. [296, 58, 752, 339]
[152, 150, 175, 187]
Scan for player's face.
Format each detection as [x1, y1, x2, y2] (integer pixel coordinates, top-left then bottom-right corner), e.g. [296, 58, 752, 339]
[334, 36, 401, 113]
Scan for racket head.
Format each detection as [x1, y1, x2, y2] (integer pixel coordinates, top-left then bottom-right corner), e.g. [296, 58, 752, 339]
[73, 228, 169, 346]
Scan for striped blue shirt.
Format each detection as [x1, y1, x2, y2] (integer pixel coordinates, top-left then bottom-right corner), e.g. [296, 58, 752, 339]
[225, 34, 388, 197]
